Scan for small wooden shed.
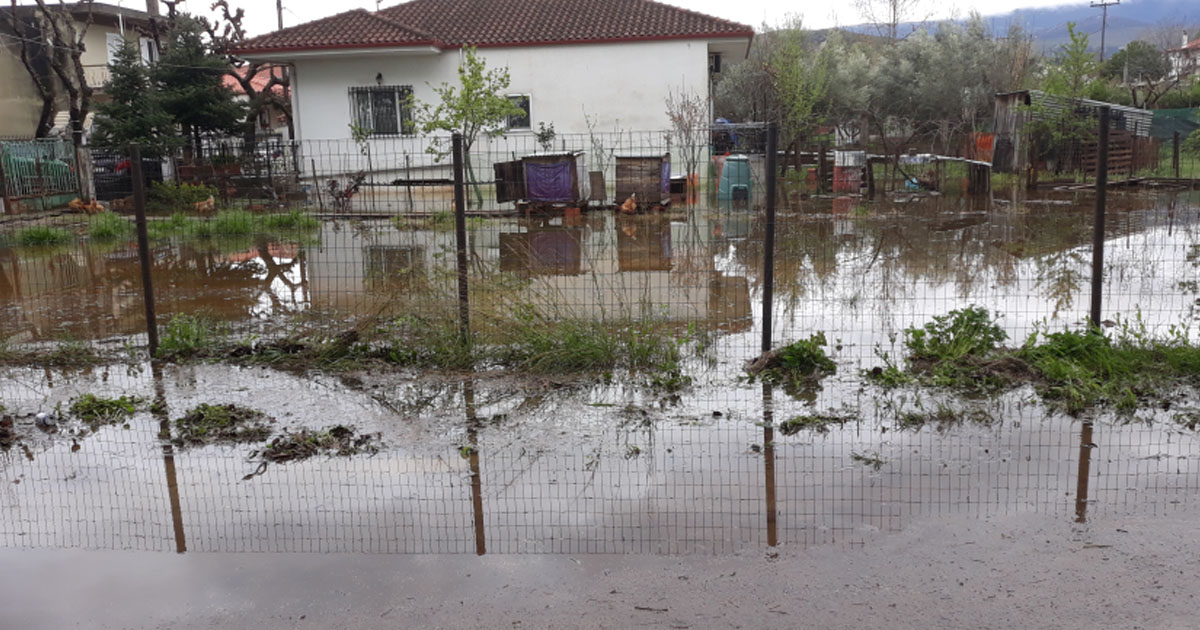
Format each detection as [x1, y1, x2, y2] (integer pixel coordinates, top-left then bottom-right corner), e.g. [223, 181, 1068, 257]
[521, 151, 590, 204]
[614, 153, 671, 205]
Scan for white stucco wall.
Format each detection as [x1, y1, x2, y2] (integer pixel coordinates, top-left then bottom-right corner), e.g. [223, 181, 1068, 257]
[291, 39, 711, 142]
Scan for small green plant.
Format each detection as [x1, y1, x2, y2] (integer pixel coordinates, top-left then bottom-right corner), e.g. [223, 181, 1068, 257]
[171, 403, 273, 447]
[147, 212, 198, 239]
[87, 212, 133, 240]
[905, 306, 1006, 362]
[15, 225, 73, 246]
[69, 394, 139, 426]
[158, 314, 222, 358]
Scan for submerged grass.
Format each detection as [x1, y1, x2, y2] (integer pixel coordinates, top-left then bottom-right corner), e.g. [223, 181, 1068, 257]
[172, 403, 273, 447]
[87, 212, 133, 240]
[15, 225, 73, 246]
[747, 333, 837, 394]
[256, 425, 381, 462]
[69, 394, 139, 426]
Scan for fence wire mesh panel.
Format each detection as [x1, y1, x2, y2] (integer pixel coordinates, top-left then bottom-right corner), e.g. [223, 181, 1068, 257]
[2, 125, 1200, 557]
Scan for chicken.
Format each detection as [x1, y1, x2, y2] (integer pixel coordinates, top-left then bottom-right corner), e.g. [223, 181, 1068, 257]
[619, 194, 637, 214]
[68, 198, 106, 214]
[193, 195, 216, 214]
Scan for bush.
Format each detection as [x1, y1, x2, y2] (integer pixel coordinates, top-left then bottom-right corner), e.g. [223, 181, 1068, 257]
[158, 314, 222, 357]
[1184, 128, 1200, 157]
[210, 210, 255, 235]
[87, 211, 133, 240]
[147, 181, 217, 213]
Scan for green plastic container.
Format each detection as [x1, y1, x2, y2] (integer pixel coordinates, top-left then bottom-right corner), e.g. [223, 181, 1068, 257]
[718, 155, 751, 209]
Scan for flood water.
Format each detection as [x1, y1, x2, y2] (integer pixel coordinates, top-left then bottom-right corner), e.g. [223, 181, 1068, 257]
[2, 189, 1199, 556]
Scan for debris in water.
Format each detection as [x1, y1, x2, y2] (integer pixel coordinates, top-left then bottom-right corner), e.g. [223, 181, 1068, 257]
[256, 425, 382, 463]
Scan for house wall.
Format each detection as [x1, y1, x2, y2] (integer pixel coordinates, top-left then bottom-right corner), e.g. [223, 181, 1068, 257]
[291, 39, 710, 142]
[0, 41, 44, 138]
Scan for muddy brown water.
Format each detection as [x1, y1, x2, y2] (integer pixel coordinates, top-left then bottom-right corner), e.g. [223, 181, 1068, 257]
[1, 190, 1199, 558]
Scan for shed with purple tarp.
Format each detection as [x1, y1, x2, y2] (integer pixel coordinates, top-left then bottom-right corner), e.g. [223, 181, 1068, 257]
[521, 151, 590, 204]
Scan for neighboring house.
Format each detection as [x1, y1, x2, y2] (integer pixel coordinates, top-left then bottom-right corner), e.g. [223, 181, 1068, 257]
[1167, 32, 1199, 81]
[0, 2, 156, 139]
[222, 65, 291, 140]
[231, 0, 753, 147]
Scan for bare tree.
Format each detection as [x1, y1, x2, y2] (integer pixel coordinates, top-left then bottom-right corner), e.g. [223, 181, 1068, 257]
[33, 0, 95, 147]
[207, 0, 293, 149]
[4, 0, 56, 137]
[853, 0, 925, 41]
[664, 88, 707, 181]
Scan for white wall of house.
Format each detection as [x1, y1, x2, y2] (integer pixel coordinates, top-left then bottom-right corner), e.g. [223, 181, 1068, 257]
[291, 39, 710, 140]
[288, 39, 714, 178]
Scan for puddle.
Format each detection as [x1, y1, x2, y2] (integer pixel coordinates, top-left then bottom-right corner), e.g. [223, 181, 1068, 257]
[2, 190, 1199, 555]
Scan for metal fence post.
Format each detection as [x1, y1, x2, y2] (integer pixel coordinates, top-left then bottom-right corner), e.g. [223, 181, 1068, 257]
[1174, 131, 1181, 179]
[1090, 107, 1109, 329]
[451, 132, 470, 344]
[762, 122, 779, 354]
[130, 146, 160, 355]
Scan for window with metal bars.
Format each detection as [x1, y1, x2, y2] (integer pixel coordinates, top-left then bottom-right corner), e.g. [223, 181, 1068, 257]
[349, 86, 415, 136]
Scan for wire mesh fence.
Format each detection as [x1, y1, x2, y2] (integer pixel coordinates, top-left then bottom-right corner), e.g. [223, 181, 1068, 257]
[1, 123, 1200, 556]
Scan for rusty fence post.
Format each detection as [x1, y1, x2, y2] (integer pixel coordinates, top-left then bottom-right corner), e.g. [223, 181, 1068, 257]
[130, 146, 160, 355]
[1090, 107, 1109, 329]
[762, 122, 779, 354]
[451, 133, 470, 345]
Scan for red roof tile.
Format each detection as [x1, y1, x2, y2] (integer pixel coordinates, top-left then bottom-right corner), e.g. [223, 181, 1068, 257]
[233, 0, 752, 54]
[232, 9, 441, 53]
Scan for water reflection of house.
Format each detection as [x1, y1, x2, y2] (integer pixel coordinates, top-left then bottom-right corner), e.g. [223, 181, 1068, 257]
[500, 229, 584, 275]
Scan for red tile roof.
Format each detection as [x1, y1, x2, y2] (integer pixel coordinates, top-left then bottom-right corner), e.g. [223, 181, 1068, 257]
[233, 0, 752, 54]
[232, 9, 442, 53]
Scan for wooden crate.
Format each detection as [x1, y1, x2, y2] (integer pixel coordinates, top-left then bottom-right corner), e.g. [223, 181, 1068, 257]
[615, 153, 671, 205]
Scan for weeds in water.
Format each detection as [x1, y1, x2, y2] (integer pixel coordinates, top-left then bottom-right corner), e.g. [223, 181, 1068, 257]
[15, 226, 73, 246]
[779, 411, 853, 435]
[158, 314, 223, 358]
[45, 340, 102, 368]
[748, 333, 837, 392]
[171, 403, 273, 447]
[257, 425, 381, 462]
[87, 212, 133, 240]
[851, 450, 886, 470]
[69, 394, 139, 426]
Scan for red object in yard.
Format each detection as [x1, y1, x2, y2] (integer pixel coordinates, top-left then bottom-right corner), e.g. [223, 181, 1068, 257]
[832, 196, 854, 214]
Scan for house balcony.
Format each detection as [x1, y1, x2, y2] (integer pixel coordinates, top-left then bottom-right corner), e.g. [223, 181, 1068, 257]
[83, 64, 110, 89]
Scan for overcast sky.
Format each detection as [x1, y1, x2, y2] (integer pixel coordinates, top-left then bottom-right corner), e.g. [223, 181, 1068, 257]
[178, 0, 1085, 37]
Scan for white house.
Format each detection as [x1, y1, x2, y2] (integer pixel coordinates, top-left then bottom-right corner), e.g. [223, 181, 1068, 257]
[232, 0, 753, 148]
[1167, 32, 1199, 81]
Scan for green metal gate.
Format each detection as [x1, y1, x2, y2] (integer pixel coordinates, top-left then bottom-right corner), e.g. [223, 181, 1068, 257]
[0, 139, 80, 213]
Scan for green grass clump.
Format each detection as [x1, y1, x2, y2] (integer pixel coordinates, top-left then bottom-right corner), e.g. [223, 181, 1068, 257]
[172, 403, 272, 447]
[69, 394, 139, 426]
[750, 333, 837, 393]
[210, 210, 255, 235]
[147, 212, 199, 239]
[158, 314, 223, 358]
[905, 306, 1006, 363]
[87, 212, 133, 240]
[497, 311, 682, 374]
[15, 225, 73, 246]
[260, 210, 319, 231]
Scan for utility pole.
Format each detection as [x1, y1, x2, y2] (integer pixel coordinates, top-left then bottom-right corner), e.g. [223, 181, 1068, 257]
[1091, 0, 1119, 62]
[276, 0, 284, 31]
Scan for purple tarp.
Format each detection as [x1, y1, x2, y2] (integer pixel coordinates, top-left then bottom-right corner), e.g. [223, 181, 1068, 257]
[525, 161, 573, 202]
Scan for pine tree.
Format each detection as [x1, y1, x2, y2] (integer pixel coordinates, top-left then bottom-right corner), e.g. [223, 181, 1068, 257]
[92, 39, 177, 155]
[155, 15, 246, 147]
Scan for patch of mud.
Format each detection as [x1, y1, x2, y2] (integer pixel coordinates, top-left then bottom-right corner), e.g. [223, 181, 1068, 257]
[172, 404, 274, 448]
[779, 411, 854, 435]
[0, 415, 15, 450]
[255, 425, 382, 463]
